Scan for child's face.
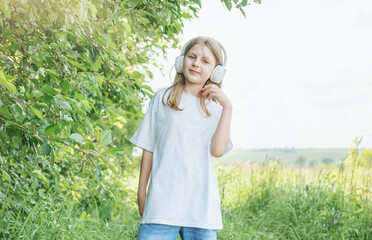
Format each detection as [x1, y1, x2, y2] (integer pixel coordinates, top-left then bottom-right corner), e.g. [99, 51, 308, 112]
[183, 44, 217, 87]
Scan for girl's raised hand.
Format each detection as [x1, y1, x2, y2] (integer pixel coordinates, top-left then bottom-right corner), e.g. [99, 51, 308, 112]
[201, 84, 232, 109]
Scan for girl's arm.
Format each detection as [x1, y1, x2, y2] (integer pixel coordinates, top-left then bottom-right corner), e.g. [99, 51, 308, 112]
[137, 149, 153, 217]
[211, 105, 232, 158]
[201, 84, 232, 158]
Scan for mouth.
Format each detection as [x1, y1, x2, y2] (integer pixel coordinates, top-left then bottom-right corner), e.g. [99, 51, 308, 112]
[189, 69, 200, 74]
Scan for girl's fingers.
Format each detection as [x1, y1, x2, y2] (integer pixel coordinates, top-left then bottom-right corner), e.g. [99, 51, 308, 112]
[208, 92, 215, 100]
[202, 89, 211, 95]
[203, 89, 217, 97]
[202, 84, 216, 91]
[202, 85, 221, 100]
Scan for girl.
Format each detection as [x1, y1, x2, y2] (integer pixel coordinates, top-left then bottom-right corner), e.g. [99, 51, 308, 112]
[130, 36, 233, 240]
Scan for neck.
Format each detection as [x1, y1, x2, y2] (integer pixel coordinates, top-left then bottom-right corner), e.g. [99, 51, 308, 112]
[184, 84, 203, 98]
[184, 79, 211, 98]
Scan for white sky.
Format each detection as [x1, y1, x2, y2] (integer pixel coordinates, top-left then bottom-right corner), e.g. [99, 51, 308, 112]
[148, 0, 372, 149]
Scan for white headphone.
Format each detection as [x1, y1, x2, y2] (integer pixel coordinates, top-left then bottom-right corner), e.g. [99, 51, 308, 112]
[174, 38, 227, 84]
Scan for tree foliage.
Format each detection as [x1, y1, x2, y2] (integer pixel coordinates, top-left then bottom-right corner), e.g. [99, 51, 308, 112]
[221, 0, 261, 17]
[0, 0, 201, 229]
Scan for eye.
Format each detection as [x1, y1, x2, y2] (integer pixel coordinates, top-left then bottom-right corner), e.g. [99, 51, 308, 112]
[188, 55, 195, 59]
[203, 60, 209, 64]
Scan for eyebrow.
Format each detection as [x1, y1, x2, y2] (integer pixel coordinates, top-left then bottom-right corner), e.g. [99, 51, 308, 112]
[187, 52, 212, 61]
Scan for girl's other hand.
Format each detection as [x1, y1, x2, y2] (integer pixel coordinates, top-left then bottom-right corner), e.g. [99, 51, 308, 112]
[201, 84, 232, 109]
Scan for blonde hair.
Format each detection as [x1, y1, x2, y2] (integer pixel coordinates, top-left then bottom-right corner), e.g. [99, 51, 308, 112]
[162, 36, 225, 117]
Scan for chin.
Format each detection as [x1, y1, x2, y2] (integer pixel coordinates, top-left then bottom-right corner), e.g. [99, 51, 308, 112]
[186, 77, 205, 84]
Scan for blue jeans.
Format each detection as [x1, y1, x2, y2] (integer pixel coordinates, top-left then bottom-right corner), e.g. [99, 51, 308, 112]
[137, 223, 217, 240]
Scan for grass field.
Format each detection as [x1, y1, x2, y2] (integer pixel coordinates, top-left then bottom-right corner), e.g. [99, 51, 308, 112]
[1, 152, 371, 239]
[216, 161, 371, 239]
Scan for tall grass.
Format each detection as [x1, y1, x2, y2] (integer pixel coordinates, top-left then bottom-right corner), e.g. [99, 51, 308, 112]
[216, 160, 372, 239]
[1, 160, 371, 239]
[0, 174, 141, 240]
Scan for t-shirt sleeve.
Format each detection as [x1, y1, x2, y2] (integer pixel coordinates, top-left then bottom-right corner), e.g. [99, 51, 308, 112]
[129, 93, 158, 152]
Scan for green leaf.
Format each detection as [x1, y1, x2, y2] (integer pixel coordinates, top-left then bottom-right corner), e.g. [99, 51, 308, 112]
[73, 106, 86, 117]
[89, 3, 97, 18]
[0, 0, 11, 18]
[127, 0, 139, 8]
[70, 133, 85, 142]
[28, 45, 38, 54]
[226, 1, 232, 11]
[67, 59, 87, 71]
[31, 177, 39, 189]
[100, 130, 112, 147]
[65, 50, 81, 58]
[241, 0, 248, 6]
[14, 103, 23, 116]
[31, 107, 43, 119]
[96, 75, 104, 86]
[92, 58, 101, 71]
[61, 81, 70, 94]
[45, 69, 59, 76]
[89, 45, 98, 63]
[0, 107, 11, 119]
[49, 43, 59, 49]
[41, 143, 52, 156]
[0, 55, 15, 70]
[142, 84, 153, 92]
[45, 125, 59, 135]
[107, 148, 124, 154]
[197, 0, 202, 8]
[41, 84, 58, 95]
[80, 210, 88, 221]
[55, 98, 72, 110]
[123, 22, 132, 34]
[130, 71, 142, 79]
[0, 70, 17, 93]
[93, 163, 102, 182]
[1, 169, 10, 182]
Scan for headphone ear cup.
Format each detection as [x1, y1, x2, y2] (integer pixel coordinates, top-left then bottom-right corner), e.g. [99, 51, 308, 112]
[175, 55, 184, 73]
[210, 65, 226, 84]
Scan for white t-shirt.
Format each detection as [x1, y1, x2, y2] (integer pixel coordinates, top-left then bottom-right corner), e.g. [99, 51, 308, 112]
[130, 87, 233, 230]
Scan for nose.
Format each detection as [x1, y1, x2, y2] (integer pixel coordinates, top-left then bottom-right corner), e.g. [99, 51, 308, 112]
[192, 57, 201, 67]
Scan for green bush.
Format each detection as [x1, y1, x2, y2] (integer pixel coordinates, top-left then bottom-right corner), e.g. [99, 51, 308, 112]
[0, 1, 201, 238]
